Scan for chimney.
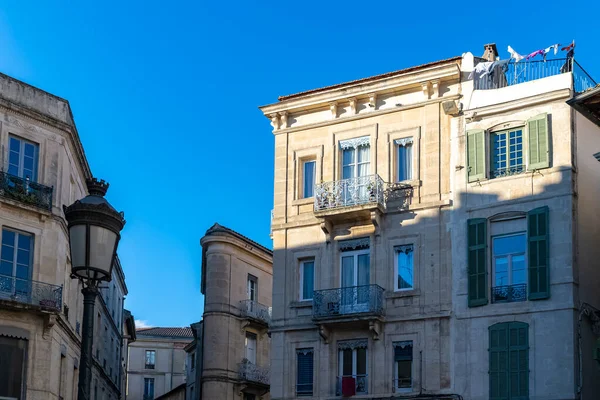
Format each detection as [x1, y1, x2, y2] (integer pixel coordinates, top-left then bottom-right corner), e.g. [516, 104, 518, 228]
[482, 43, 499, 62]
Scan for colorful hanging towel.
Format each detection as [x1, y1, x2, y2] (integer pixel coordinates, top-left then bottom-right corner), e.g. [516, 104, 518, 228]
[545, 44, 560, 56]
[526, 49, 545, 60]
[342, 377, 356, 397]
[561, 41, 575, 52]
[508, 45, 525, 62]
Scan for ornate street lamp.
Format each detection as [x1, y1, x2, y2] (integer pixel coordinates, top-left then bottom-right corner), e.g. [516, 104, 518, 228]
[64, 178, 126, 400]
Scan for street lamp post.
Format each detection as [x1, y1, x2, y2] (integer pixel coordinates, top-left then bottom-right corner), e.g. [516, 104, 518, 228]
[64, 178, 126, 400]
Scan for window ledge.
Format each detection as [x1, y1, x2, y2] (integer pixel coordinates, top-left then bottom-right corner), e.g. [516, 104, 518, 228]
[393, 179, 421, 187]
[468, 166, 560, 187]
[292, 198, 314, 206]
[290, 300, 313, 308]
[386, 289, 420, 299]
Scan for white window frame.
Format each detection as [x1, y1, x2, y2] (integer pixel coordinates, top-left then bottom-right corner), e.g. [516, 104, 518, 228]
[338, 347, 368, 394]
[395, 138, 414, 183]
[299, 259, 315, 301]
[245, 332, 257, 364]
[394, 245, 414, 292]
[491, 232, 527, 287]
[393, 341, 413, 393]
[145, 350, 156, 369]
[339, 249, 370, 287]
[247, 275, 257, 301]
[7, 135, 40, 181]
[0, 228, 33, 280]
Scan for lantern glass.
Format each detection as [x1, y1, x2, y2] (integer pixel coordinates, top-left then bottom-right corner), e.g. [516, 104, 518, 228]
[69, 225, 87, 270]
[89, 225, 117, 277]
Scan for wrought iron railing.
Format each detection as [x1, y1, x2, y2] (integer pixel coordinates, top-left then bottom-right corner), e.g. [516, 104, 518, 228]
[314, 174, 385, 212]
[239, 299, 272, 326]
[313, 285, 384, 319]
[490, 165, 525, 179]
[473, 59, 597, 93]
[0, 274, 62, 311]
[336, 374, 368, 395]
[491, 283, 527, 303]
[0, 171, 53, 211]
[238, 360, 270, 386]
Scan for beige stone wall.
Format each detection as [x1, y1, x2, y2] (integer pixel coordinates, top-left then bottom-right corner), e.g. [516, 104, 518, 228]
[200, 228, 273, 400]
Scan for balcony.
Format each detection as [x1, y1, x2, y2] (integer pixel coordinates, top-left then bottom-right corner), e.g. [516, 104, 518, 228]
[314, 174, 385, 224]
[239, 300, 271, 333]
[491, 284, 527, 304]
[0, 274, 62, 312]
[336, 375, 368, 396]
[0, 172, 53, 211]
[238, 360, 270, 396]
[473, 58, 596, 93]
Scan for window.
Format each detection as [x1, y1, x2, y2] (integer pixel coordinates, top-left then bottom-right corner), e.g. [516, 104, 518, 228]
[394, 245, 414, 291]
[8, 135, 39, 181]
[299, 260, 314, 301]
[302, 160, 316, 198]
[247, 274, 257, 301]
[338, 341, 367, 395]
[395, 138, 413, 182]
[466, 114, 549, 182]
[0, 229, 33, 298]
[296, 348, 314, 397]
[393, 341, 413, 392]
[244, 332, 257, 364]
[143, 378, 155, 400]
[340, 248, 370, 312]
[491, 129, 524, 178]
[492, 234, 526, 303]
[0, 336, 26, 399]
[145, 350, 155, 369]
[341, 138, 370, 204]
[489, 322, 529, 400]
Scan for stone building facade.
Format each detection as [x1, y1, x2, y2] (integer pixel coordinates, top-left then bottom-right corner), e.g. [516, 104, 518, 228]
[122, 309, 137, 399]
[198, 223, 273, 400]
[261, 44, 600, 400]
[127, 327, 193, 400]
[0, 72, 128, 400]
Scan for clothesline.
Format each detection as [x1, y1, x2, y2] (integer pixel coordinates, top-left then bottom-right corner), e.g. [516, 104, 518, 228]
[508, 40, 575, 63]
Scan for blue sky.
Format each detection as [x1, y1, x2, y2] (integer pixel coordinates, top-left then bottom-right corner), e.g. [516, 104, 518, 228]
[1, 1, 598, 328]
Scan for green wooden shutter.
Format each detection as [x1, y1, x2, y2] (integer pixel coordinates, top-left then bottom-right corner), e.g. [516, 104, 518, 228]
[508, 322, 529, 400]
[468, 218, 488, 307]
[528, 206, 550, 300]
[527, 114, 550, 170]
[489, 323, 509, 400]
[467, 129, 486, 182]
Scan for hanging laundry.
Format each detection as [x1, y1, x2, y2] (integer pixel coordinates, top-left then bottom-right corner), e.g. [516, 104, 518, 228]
[526, 49, 545, 60]
[543, 44, 560, 61]
[481, 59, 510, 78]
[508, 45, 525, 62]
[468, 61, 494, 80]
[561, 41, 575, 52]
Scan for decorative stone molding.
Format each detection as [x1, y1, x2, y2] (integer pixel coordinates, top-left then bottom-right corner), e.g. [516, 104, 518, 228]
[369, 320, 381, 340]
[368, 93, 377, 109]
[279, 111, 288, 129]
[319, 325, 330, 344]
[348, 97, 357, 115]
[8, 116, 41, 133]
[269, 114, 280, 130]
[431, 79, 440, 99]
[329, 102, 338, 119]
[370, 210, 381, 235]
[337, 338, 368, 350]
[339, 136, 370, 150]
[421, 81, 432, 100]
[320, 220, 332, 243]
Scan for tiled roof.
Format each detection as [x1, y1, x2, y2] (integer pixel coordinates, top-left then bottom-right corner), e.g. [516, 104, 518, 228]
[204, 223, 272, 256]
[135, 327, 194, 338]
[277, 56, 462, 101]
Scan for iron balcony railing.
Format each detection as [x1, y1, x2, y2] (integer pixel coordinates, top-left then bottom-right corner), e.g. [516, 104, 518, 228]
[473, 58, 597, 93]
[0, 172, 53, 211]
[0, 274, 62, 312]
[313, 285, 384, 319]
[238, 360, 270, 386]
[239, 299, 272, 326]
[336, 374, 368, 396]
[491, 283, 527, 303]
[314, 174, 385, 212]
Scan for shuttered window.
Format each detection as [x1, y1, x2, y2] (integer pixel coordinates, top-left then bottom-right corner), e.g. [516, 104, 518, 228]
[528, 206, 550, 300]
[296, 348, 314, 397]
[467, 129, 485, 182]
[527, 114, 549, 170]
[468, 218, 488, 307]
[489, 322, 529, 400]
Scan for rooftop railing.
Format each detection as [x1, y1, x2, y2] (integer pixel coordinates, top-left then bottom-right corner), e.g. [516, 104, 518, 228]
[0, 274, 62, 312]
[473, 58, 596, 93]
[0, 172, 53, 211]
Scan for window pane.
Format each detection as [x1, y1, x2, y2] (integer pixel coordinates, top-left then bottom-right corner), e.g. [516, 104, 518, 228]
[357, 144, 370, 163]
[396, 360, 412, 388]
[0, 336, 25, 398]
[493, 234, 526, 256]
[397, 247, 413, 290]
[302, 261, 314, 300]
[303, 161, 315, 198]
[356, 348, 367, 375]
[342, 148, 355, 167]
[512, 255, 526, 284]
[342, 349, 353, 376]
[397, 144, 413, 182]
[494, 257, 509, 286]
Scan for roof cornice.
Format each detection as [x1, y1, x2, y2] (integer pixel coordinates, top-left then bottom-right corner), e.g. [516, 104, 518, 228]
[259, 62, 461, 115]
